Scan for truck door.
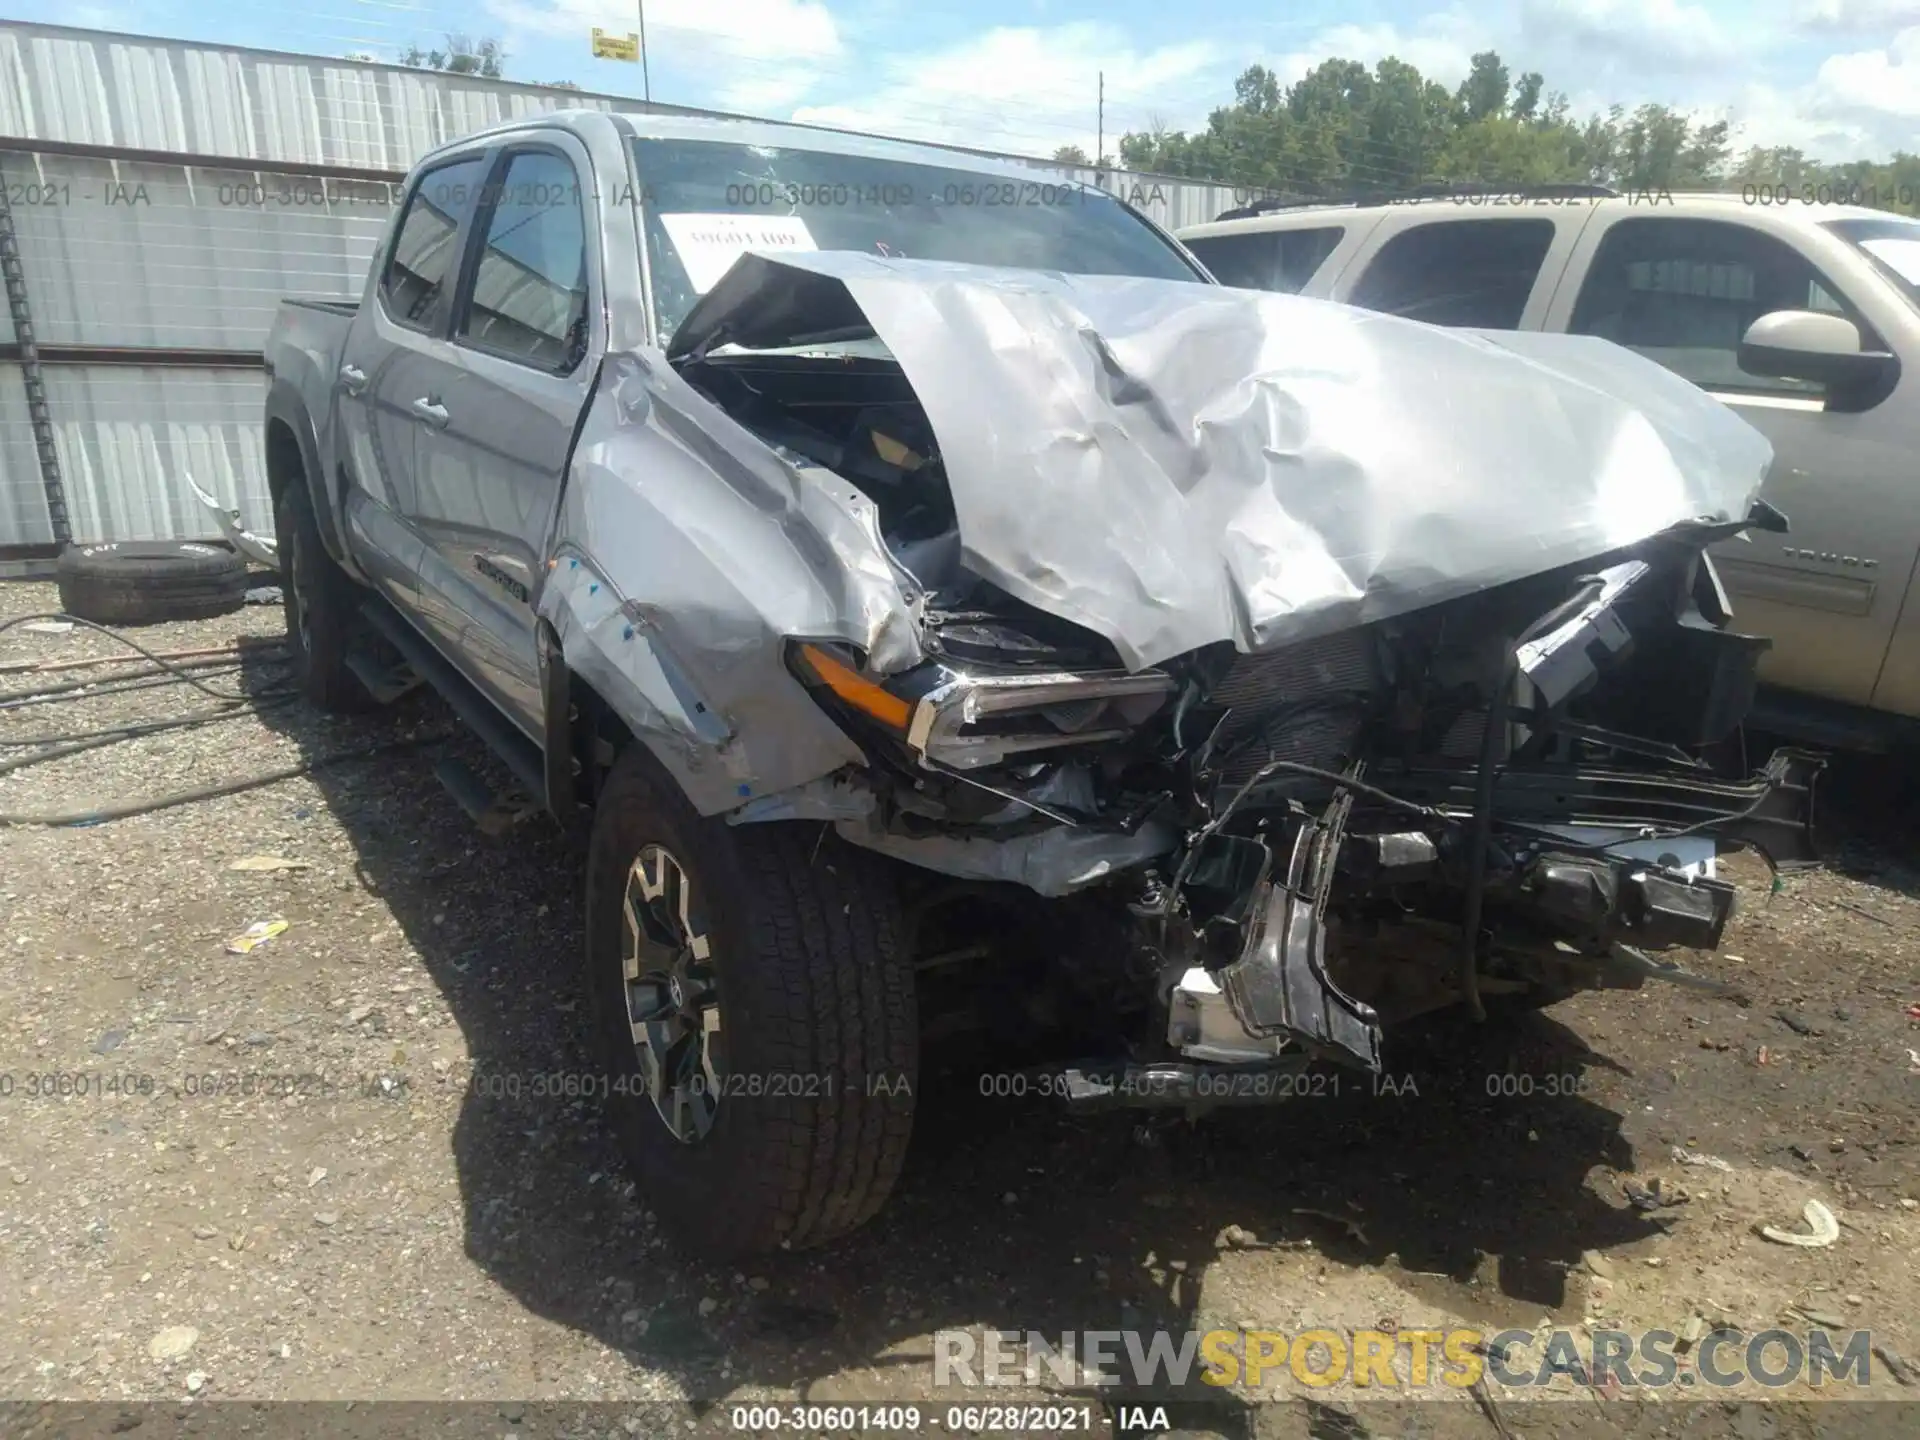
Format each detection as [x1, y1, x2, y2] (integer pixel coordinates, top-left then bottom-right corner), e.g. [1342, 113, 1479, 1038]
[1546, 213, 1920, 710]
[337, 152, 493, 620]
[407, 138, 601, 736]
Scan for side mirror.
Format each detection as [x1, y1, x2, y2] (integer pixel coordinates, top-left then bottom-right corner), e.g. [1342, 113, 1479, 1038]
[1737, 310, 1900, 413]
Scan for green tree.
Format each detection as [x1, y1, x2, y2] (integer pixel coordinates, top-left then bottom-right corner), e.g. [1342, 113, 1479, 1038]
[1511, 71, 1544, 123]
[400, 34, 505, 78]
[1112, 48, 1913, 213]
[1455, 51, 1510, 124]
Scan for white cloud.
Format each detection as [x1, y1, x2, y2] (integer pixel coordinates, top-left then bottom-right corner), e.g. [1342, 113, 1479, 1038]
[1815, 24, 1920, 117]
[1518, 0, 1737, 70]
[789, 23, 1224, 158]
[1792, 0, 1920, 32]
[1274, 18, 1481, 88]
[69, 5, 138, 28]
[1717, 28, 1920, 157]
[710, 70, 822, 116]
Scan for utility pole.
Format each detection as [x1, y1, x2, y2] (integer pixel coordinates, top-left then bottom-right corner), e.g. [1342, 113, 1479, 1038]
[638, 0, 652, 103]
[1096, 70, 1104, 181]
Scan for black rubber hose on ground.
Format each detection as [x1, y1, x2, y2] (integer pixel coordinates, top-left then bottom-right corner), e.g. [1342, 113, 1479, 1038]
[0, 657, 257, 710]
[0, 735, 444, 828]
[0, 612, 283, 706]
[0, 610, 439, 826]
[0, 695, 302, 773]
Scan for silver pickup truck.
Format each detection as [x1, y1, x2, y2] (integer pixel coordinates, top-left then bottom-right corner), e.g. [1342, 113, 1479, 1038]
[264, 110, 1820, 1259]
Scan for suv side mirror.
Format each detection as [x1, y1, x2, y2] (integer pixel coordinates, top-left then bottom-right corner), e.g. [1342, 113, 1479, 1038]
[1737, 310, 1900, 413]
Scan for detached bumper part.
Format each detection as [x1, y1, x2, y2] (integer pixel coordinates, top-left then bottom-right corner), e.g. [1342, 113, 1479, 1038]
[1517, 851, 1737, 950]
[1216, 797, 1384, 1073]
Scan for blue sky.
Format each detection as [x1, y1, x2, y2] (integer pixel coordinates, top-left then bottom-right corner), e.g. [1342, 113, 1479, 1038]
[34, 0, 1920, 162]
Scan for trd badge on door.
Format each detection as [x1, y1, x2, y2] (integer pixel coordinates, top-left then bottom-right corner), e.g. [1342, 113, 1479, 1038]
[475, 553, 532, 604]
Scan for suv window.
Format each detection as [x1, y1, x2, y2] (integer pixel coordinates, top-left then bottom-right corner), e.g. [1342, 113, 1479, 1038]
[1184, 227, 1344, 293]
[1570, 218, 1866, 397]
[382, 154, 491, 330]
[456, 150, 590, 372]
[1348, 219, 1556, 327]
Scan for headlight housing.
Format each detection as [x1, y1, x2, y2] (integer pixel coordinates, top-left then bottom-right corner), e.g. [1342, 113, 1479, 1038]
[906, 669, 1176, 769]
[790, 643, 1174, 771]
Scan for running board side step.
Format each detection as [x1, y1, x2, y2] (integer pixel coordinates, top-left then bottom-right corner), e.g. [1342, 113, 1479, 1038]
[357, 599, 549, 815]
[343, 642, 423, 705]
[432, 756, 540, 838]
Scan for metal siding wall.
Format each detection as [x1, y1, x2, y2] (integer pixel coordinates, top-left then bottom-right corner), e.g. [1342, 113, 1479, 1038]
[4, 155, 390, 348]
[43, 368, 267, 543]
[0, 20, 1233, 547]
[0, 366, 55, 545]
[2, 27, 632, 172]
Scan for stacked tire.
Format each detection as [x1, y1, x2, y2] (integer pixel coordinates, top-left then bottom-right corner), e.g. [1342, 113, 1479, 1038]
[55, 541, 250, 625]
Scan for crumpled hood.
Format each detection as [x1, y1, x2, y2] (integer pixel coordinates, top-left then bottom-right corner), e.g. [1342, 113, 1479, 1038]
[670, 251, 1775, 672]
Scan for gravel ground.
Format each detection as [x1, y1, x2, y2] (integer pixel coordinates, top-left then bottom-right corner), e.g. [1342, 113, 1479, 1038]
[2, 577, 1917, 1438]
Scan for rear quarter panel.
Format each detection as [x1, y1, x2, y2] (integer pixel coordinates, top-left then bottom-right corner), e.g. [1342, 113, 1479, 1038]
[264, 301, 357, 568]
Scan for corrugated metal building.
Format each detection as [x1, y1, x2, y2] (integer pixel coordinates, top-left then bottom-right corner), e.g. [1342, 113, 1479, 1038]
[0, 19, 1239, 553]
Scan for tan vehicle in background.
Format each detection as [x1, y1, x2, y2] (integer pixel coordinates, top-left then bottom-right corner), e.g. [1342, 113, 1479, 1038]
[1178, 189, 1920, 749]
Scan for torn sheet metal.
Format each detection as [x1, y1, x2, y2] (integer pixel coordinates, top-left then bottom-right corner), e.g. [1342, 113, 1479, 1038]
[834, 811, 1178, 897]
[538, 352, 923, 817]
[671, 251, 1775, 672]
[723, 770, 1169, 896]
[187, 474, 278, 567]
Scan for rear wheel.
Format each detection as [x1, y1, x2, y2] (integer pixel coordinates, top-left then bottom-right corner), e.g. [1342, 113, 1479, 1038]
[275, 483, 374, 712]
[585, 746, 918, 1257]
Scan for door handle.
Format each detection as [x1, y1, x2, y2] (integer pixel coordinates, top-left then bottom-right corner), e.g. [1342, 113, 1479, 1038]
[338, 364, 368, 395]
[410, 397, 451, 430]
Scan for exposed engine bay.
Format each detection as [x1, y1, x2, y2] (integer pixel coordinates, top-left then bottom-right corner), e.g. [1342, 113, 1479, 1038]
[672, 335, 1821, 1101]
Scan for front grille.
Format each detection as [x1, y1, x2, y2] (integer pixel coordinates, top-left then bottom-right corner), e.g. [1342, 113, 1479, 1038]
[1205, 629, 1379, 791]
[1438, 706, 1488, 758]
[1207, 628, 1379, 714]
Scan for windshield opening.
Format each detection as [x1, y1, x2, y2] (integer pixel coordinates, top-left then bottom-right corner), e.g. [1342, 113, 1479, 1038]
[628, 137, 1204, 343]
[1825, 216, 1920, 313]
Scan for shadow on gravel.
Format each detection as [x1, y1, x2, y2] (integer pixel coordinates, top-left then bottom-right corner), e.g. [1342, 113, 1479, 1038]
[1793, 745, 1920, 899]
[246, 662, 1688, 1419]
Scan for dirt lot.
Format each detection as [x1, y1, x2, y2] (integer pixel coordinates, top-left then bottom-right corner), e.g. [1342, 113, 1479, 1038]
[2, 577, 1917, 1438]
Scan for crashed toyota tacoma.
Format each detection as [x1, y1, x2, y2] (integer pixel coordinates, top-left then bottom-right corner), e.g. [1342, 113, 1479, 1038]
[261, 110, 1821, 1258]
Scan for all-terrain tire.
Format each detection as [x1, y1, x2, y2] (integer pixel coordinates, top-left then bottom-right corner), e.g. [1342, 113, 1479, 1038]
[585, 746, 918, 1258]
[55, 541, 248, 625]
[275, 483, 376, 712]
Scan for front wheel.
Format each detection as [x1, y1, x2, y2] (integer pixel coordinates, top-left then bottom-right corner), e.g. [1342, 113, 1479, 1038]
[584, 746, 918, 1257]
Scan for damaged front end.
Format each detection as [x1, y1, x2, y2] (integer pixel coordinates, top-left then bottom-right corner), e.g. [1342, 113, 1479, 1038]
[592, 251, 1824, 1102]
[773, 519, 1822, 1095]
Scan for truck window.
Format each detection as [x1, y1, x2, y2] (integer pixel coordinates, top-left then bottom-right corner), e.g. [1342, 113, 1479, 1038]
[455, 150, 590, 373]
[381, 154, 491, 331]
[1823, 216, 1920, 314]
[1348, 219, 1555, 327]
[629, 138, 1205, 341]
[1570, 218, 1869, 397]
[1184, 227, 1344, 293]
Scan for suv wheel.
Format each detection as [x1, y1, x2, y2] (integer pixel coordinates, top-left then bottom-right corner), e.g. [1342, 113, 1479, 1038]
[585, 746, 917, 1257]
[275, 483, 374, 712]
